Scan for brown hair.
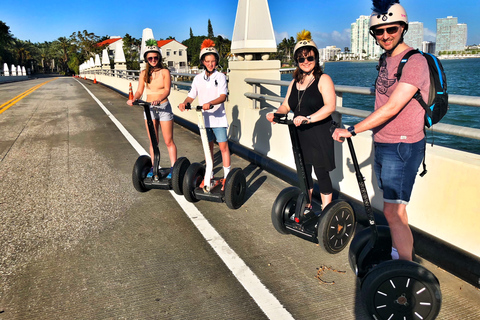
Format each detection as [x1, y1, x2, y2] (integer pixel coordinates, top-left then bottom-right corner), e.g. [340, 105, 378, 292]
[293, 48, 323, 83]
[143, 52, 163, 84]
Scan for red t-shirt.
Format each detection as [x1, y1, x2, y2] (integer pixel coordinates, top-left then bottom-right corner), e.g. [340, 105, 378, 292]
[373, 47, 429, 143]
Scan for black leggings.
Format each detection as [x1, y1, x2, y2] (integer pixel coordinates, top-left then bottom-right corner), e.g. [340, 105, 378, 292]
[305, 165, 333, 195]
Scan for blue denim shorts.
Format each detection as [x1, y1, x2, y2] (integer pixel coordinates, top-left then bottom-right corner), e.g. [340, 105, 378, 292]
[144, 101, 174, 121]
[374, 138, 425, 205]
[206, 127, 228, 143]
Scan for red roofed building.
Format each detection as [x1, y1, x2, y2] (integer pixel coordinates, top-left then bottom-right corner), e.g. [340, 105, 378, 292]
[156, 39, 188, 72]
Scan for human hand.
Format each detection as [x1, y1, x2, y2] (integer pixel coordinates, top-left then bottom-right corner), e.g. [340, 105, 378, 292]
[293, 116, 308, 127]
[202, 103, 211, 110]
[332, 128, 349, 142]
[127, 99, 134, 106]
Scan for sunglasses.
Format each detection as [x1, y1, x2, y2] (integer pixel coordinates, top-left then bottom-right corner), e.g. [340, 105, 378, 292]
[147, 56, 159, 62]
[298, 56, 315, 63]
[373, 26, 399, 36]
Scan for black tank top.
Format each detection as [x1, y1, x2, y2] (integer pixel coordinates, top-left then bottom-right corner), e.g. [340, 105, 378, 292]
[288, 76, 335, 170]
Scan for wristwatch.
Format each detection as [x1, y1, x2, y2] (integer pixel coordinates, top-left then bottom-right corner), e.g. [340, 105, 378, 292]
[347, 126, 356, 136]
[306, 115, 312, 123]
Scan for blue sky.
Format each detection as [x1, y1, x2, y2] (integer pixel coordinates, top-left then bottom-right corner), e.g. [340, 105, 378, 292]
[2, 0, 479, 49]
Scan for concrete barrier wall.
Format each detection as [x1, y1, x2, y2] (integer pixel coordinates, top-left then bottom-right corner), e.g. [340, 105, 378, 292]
[0, 76, 28, 83]
[86, 71, 480, 259]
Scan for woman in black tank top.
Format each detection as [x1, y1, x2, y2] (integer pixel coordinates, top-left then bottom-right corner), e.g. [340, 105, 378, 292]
[266, 30, 337, 216]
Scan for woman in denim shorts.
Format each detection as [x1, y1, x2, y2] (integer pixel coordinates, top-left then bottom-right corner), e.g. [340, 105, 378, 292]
[127, 39, 177, 177]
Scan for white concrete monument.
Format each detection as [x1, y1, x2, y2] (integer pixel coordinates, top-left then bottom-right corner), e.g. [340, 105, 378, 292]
[140, 28, 155, 62]
[94, 54, 101, 70]
[22, 66, 26, 76]
[101, 49, 110, 68]
[11, 64, 16, 76]
[114, 40, 127, 70]
[3, 63, 9, 76]
[228, 0, 280, 110]
[231, 0, 277, 61]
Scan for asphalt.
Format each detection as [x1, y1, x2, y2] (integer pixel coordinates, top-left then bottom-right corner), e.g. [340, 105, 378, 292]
[0, 76, 479, 319]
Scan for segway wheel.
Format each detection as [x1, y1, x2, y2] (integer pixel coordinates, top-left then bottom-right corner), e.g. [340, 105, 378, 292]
[317, 200, 355, 254]
[224, 168, 246, 209]
[183, 162, 205, 203]
[361, 260, 442, 320]
[171, 157, 191, 195]
[132, 155, 152, 192]
[271, 186, 302, 234]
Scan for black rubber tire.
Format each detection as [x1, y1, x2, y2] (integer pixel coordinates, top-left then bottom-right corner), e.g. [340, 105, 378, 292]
[171, 157, 191, 195]
[348, 226, 392, 277]
[183, 162, 204, 203]
[361, 260, 442, 320]
[317, 200, 356, 254]
[224, 168, 247, 209]
[271, 186, 302, 235]
[132, 155, 152, 193]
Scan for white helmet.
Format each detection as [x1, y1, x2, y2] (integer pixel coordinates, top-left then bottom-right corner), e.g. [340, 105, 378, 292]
[293, 30, 319, 63]
[143, 39, 162, 60]
[369, 2, 408, 30]
[199, 39, 219, 62]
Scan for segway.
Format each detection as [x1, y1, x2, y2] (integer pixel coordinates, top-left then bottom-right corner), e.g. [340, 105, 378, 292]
[131, 100, 190, 195]
[182, 103, 246, 209]
[270, 113, 356, 254]
[333, 121, 442, 319]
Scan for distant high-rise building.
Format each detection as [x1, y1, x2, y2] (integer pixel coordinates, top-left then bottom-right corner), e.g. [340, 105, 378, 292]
[351, 15, 382, 59]
[422, 41, 436, 54]
[405, 22, 423, 50]
[436, 16, 467, 54]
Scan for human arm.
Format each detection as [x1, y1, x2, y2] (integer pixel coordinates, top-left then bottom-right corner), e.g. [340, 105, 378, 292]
[178, 96, 195, 112]
[202, 94, 227, 110]
[332, 82, 419, 142]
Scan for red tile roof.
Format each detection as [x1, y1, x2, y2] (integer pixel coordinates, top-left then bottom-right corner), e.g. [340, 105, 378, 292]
[157, 39, 188, 49]
[97, 38, 122, 47]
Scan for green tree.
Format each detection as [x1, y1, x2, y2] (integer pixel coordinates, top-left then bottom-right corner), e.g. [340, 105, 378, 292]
[190, 28, 194, 38]
[123, 33, 141, 70]
[208, 19, 214, 38]
[0, 20, 15, 66]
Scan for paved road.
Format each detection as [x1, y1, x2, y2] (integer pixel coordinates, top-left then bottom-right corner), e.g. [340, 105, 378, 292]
[0, 76, 479, 319]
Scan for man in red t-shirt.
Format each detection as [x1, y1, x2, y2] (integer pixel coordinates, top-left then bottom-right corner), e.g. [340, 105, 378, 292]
[333, 2, 428, 261]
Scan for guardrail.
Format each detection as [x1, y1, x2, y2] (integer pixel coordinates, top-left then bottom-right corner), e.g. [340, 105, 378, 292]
[244, 78, 480, 141]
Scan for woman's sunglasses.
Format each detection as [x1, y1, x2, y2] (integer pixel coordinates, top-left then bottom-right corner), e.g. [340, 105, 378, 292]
[298, 56, 315, 63]
[147, 56, 159, 62]
[373, 26, 399, 37]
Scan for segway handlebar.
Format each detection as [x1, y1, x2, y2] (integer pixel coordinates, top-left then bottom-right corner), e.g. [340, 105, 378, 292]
[184, 103, 214, 111]
[132, 99, 151, 107]
[272, 113, 308, 125]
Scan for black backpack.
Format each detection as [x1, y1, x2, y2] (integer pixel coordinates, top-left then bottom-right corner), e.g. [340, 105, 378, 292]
[395, 49, 449, 128]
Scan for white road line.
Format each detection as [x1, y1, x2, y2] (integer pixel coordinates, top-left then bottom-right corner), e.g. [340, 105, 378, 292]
[77, 80, 295, 320]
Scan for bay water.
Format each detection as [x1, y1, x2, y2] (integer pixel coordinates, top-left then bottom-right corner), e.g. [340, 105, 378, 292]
[281, 57, 480, 154]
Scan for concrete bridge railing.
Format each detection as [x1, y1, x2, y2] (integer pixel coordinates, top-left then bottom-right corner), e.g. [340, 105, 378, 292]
[79, 67, 480, 264]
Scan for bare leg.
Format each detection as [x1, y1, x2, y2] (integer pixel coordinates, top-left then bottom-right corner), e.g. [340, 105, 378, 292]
[383, 202, 413, 261]
[217, 141, 231, 168]
[320, 193, 332, 209]
[159, 119, 177, 166]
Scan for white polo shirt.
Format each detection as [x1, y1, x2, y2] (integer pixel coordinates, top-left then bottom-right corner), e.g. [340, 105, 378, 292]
[188, 70, 228, 128]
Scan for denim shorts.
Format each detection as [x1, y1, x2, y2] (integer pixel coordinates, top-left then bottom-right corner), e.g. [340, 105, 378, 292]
[206, 127, 228, 143]
[373, 138, 425, 205]
[144, 101, 174, 121]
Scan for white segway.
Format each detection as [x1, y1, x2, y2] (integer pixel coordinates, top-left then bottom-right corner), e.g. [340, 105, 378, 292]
[182, 103, 246, 209]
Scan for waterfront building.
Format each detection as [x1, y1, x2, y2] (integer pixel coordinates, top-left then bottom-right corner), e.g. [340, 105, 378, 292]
[422, 41, 436, 54]
[436, 16, 467, 54]
[322, 46, 341, 61]
[156, 39, 188, 73]
[405, 21, 423, 50]
[97, 36, 124, 61]
[350, 15, 382, 60]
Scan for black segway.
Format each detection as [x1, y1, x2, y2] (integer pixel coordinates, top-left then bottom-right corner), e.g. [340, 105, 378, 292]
[270, 113, 356, 254]
[131, 100, 190, 195]
[182, 103, 246, 209]
[333, 121, 442, 319]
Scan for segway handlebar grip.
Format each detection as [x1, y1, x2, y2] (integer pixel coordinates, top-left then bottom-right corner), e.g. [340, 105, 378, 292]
[184, 103, 213, 111]
[132, 99, 150, 107]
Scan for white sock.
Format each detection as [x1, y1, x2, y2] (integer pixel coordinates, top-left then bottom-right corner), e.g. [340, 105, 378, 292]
[223, 166, 231, 179]
[391, 247, 399, 260]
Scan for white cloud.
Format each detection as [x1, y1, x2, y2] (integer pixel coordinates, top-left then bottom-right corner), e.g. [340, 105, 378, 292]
[312, 29, 351, 50]
[423, 28, 436, 42]
[274, 31, 290, 44]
